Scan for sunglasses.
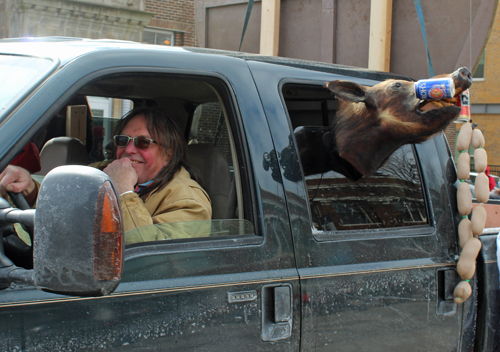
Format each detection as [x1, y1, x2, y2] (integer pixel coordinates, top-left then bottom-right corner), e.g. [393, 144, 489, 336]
[113, 135, 159, 150]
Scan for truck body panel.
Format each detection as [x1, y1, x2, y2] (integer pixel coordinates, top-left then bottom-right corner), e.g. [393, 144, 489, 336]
[0, 38, 497, 351]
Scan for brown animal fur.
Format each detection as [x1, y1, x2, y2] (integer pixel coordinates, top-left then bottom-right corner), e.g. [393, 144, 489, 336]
[318, 67, 472, 177]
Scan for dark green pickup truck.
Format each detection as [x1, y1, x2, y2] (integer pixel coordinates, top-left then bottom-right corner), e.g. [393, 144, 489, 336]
[0, 37, 498, 351]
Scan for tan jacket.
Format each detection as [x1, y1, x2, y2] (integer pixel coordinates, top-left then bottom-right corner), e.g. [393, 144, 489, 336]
[27, 164, 210, 245]
[120, 167, 212, 244]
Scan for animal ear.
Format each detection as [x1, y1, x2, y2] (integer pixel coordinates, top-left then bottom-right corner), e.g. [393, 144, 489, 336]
[325, 80, 376, 109]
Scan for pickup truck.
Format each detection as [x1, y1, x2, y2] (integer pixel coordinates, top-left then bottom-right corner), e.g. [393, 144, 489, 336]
[0, 37, 498, 352]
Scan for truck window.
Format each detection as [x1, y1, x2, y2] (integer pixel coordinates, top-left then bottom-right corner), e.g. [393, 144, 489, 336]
[24, 72, 255, 250]
[0, 55, 55, 119]
[189, 102, 234, 177]
[281, 83, 428, 234]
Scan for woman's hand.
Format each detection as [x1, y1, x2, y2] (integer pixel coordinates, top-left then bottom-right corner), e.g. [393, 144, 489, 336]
[103, 158, 138, 195]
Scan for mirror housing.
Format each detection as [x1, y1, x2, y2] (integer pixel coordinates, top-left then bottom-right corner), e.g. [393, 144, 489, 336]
[34, 166, 123, 296]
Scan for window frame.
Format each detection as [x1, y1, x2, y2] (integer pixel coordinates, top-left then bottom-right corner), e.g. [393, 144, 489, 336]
[279, 81, 434, 242]
[25, 67, 263, 254]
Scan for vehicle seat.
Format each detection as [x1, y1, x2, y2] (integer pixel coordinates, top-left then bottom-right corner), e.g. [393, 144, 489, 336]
[187, 143, 231, 220]
[34, 137, 89, 176]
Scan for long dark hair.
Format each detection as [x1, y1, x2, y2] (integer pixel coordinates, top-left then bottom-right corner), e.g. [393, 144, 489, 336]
[114, 106, 203, 197]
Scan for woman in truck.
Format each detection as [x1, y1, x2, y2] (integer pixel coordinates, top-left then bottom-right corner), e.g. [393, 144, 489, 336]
[0, 107, 212, 235]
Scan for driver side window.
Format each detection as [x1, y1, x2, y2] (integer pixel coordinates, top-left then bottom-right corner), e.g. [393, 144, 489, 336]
[24, 73, 256, 249]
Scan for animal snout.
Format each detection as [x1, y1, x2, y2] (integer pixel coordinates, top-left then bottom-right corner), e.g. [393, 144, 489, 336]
[454, 67, 473, 90]
[459, 67, 472, 81]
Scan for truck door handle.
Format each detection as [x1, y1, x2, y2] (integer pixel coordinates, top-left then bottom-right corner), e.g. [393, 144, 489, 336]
[436, 268, 457, 315]
[261, 284, 293, 341]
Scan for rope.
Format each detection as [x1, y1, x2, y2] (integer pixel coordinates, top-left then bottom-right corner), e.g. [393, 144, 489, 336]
[239, 0, 255, 52]
[414, 0, 435, 77]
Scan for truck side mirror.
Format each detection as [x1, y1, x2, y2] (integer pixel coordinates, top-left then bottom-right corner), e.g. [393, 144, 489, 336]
[33, 165, 123, 296]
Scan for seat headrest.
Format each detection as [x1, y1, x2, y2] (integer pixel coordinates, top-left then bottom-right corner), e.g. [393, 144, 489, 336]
[187, 143, 231, 219]
[35, 137, 89, 176]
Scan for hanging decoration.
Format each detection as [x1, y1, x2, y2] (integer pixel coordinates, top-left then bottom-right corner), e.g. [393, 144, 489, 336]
[453, 103, 489, 303]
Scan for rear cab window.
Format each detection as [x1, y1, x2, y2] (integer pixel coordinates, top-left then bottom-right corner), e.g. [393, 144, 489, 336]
[281, 83, 429, 239]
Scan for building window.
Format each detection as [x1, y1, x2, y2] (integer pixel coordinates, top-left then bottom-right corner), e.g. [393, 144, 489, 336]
[143, 28, 175, 46]
[473, 52, 485, 80]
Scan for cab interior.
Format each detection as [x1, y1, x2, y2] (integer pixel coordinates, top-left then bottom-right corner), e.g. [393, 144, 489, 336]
[25, 72, 245, 222]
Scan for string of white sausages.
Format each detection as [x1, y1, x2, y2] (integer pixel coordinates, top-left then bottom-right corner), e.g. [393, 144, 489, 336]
[454, 121, 488, 303]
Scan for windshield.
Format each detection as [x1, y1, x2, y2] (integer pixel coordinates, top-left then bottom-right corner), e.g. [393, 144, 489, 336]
[0, 54, 54, 118]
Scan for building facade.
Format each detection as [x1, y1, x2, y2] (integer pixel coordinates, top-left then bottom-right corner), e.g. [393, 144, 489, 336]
[146, 0, 197, 47]
[0, 0, 197, 46]
[468, 7, 500, 175]
[0, 0, 152, 41]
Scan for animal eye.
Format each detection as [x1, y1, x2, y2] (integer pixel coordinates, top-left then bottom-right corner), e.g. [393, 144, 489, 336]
[393, 82, 402, 88]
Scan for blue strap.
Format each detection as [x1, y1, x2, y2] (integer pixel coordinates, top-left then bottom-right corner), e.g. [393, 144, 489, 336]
[134, 179, 154, 193]
[239, 0, 255, 52]
[414, 0, 435, 77]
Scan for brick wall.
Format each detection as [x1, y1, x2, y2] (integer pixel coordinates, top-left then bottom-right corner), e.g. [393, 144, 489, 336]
[459, 7, 500, 172]
[467, 114, 500, 176]
[145, 0, 198, 47]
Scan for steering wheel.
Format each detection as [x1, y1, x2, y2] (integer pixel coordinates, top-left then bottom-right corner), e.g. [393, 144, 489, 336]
[1, 192, 33, 269]
[6, 191, 33, 242]
[7, 191, 30, 211]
